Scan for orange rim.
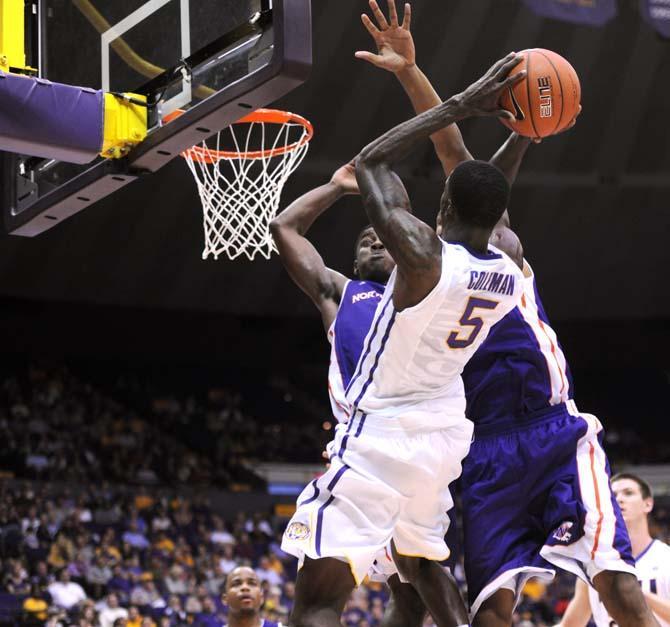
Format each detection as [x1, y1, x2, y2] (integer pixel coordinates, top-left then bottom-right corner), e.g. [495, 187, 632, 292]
[163, 108, 314, 162]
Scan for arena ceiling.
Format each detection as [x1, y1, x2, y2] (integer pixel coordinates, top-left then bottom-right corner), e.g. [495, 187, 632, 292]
[0, 0, 669, 322]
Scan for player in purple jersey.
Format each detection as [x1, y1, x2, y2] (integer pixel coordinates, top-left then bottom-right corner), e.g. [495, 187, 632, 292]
[270, 159, 394, 335]
[222, 566, 283, 627]
[357, 2, 659, 627]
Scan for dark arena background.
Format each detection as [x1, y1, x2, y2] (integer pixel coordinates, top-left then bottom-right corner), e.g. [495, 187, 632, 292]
[0, 1, 669, 626]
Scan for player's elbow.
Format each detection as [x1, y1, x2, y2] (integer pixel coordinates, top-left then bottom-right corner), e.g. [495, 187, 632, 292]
[355, 149, 382, 173]
[269, 217, 285, 241]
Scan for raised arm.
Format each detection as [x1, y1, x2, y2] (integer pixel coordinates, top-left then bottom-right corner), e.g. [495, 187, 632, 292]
[356, 0, 532, 184]
[355, 0, 472, 175]
[556, 578, 592, 627]
[269, 163, 357, 331]
[355, 53, 525, 308]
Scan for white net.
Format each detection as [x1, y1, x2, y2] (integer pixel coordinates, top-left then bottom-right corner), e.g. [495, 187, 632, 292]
[183, 112, 311, 261]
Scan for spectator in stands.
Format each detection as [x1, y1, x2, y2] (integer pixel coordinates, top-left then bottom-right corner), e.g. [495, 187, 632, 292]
[194, 595, 224, 627]
[210, 515, 235, 546]
[163, 594, 188, 625]
[107, 564, 133, 601]
[22, 582, 50, 624]
[98, 593, 128, 627]
[87, 554, 113, 598]
[219, 544, 237, 575]
[3, 558, 30, 594]
[164, 564, 189, 595]
[48, 533, 76, 570]
[126, 605, 142, 627]
[256, 556, 283, 587]
[48, 568, 87, 610]
[123, 520, 150, 551]
[204, 560, 227, 596]
[31, 560, 54, 588]
[129, 574, 163, 608]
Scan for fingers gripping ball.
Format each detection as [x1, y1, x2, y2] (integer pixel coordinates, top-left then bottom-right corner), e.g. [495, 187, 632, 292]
[498, 48, 581, 139]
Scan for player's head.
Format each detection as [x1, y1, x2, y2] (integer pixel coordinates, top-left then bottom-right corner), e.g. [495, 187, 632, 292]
[223, 566, 263, 618]
[353, 225, 395, 283]
[439, 160, 510, 233]
[611, 473, 653, 526]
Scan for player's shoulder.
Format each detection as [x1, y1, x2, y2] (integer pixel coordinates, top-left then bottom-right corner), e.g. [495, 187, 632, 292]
[648, 538, 670, 561]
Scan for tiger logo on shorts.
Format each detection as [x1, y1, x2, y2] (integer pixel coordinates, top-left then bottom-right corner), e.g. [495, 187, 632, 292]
[285, 522, 311, 541]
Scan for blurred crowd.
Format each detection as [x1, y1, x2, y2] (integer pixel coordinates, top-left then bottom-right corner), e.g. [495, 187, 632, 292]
[1, 364, 669, 626]
[0, 365, 326, 490]
[0, 483, 298, 626]
[0, 481, 668, 627]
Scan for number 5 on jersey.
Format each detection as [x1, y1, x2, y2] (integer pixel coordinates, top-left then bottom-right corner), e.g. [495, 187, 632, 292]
[447, 297, 499, 349]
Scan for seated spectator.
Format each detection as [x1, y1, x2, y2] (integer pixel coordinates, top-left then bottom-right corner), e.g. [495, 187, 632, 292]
[123, 521, 150, 551]
[129, 574, 163, 608]
[210, 516, 235, 546]
[218, 544, 237, 576]
[87, 554, 113, 598]
[193, 596, 224, 627]
[98, 593, 128, 627]
[263, 585, 288, 618]
[48, 533, 76, 570]
[151, 506, 172, 534]
[256, 556, 283, 587]
[76, 600, 98, 626]
[152, 531, 175, 557]
[164, 564, 189, 595]
[22, 582, 50, 624]
[162, 594, 188, 625]
[48, 568, 87, 610]
[204, 561, 226, 596]
[107, 564, 133, 601]
[98, 529, 123, 563]
[3, 558, 31, 594]
[126, 605, 143, 627]
[31, 560, 54, 588]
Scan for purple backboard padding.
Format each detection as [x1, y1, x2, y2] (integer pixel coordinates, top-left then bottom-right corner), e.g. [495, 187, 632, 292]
[0, 71, 103, 164]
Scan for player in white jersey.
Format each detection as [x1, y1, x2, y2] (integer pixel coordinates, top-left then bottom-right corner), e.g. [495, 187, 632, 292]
[559, 473, 670, 627]
[281, 53, 527, 627]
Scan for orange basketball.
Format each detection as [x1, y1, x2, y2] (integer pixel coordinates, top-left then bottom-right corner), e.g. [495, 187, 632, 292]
[499, 48, 581, 139]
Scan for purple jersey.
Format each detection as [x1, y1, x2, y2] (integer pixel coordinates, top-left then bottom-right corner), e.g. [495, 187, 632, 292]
[462, 262, 573, 429]
[327, 280, 384, 423]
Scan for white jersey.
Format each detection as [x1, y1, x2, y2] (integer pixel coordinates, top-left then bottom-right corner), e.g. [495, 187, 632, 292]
[589, 539, 670, 627]
[345, 241, 523, 425]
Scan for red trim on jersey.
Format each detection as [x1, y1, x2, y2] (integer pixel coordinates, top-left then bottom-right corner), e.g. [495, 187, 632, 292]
[328, 382, 350, 418]
[589, 441, 605, 560]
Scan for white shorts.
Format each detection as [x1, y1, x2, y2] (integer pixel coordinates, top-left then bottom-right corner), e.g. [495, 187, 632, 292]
[281, 410, 473, 584]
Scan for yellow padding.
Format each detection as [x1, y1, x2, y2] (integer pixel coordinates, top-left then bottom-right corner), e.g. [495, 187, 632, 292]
[101, 92, 147, 159]
[0, 0, 26, 72]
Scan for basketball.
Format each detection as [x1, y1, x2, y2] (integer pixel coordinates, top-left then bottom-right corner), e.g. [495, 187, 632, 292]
[499, 48, 581, 139]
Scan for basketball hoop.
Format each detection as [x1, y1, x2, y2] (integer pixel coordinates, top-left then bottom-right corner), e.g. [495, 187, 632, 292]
[169, 108, 313, 261]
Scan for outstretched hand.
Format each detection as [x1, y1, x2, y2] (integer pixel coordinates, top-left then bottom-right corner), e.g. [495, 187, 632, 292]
[355, 0, 415, 74]
[331, 161, 359, 195]
[456, 53, 526, 120]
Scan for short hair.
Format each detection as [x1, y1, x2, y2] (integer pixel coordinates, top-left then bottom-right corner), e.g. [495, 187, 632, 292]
[611, 473, 653, 499]
[447, 160, 510, 229]
[354, 224, 375, 254]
